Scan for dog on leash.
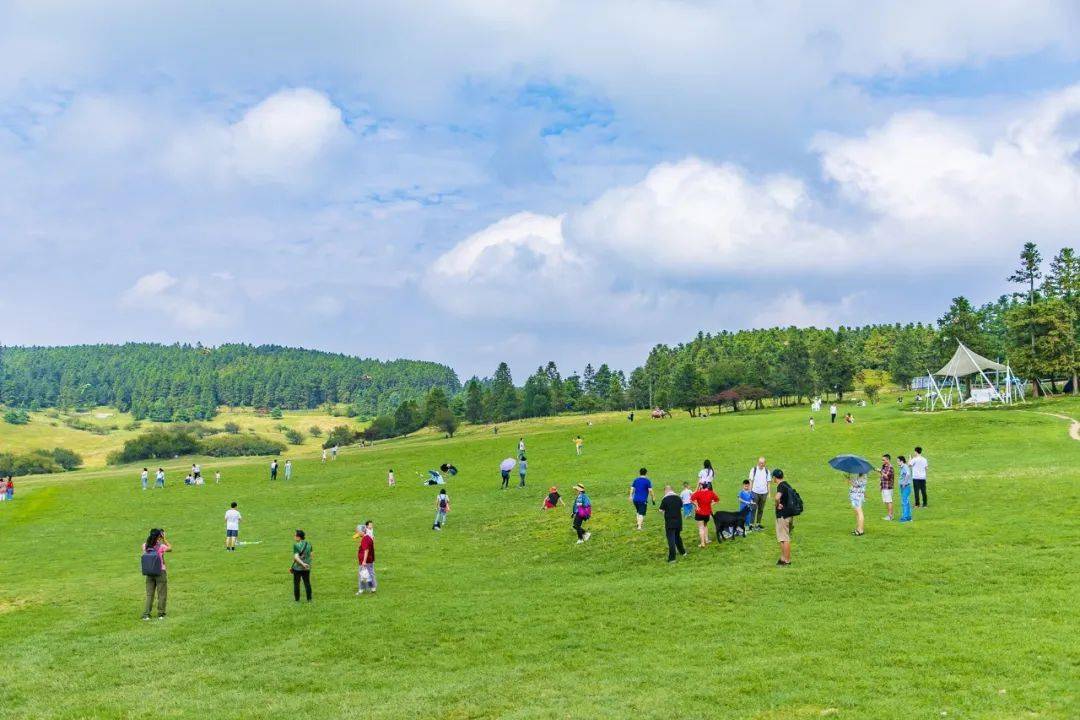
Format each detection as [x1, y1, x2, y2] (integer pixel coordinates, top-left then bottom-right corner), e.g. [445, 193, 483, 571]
[711, 510, 748, 541]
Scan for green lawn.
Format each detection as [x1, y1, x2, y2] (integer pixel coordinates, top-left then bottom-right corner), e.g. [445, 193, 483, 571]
[1, 399, 1078, 719]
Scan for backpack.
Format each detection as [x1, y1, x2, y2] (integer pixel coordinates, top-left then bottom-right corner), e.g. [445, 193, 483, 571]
[141, 547, 163, 576]
[786, 485, 804, 517]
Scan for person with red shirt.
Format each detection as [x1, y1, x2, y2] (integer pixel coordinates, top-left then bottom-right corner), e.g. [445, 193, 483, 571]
[357, 522, 376, 595]
[690, 481, 720, 548]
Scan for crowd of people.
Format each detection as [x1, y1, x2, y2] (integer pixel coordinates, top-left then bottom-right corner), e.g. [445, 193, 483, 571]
[132, 428, 931, 618]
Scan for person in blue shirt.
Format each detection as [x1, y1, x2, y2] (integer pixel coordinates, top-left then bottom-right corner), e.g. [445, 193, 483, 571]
[738, 480, 756, 530]
[628, 468, 655, 530]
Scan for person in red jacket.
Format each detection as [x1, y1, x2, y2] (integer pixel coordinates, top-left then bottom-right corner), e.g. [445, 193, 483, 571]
[356, 522, 376, 595]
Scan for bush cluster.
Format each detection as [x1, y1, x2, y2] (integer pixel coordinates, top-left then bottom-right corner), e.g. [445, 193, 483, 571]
[0, 447, 83, 476]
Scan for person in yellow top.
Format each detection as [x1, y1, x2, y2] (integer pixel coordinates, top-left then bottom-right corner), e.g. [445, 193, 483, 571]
[574, 435, 584, 456]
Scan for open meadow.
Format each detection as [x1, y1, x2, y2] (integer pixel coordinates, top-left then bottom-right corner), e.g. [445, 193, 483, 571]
[1, 399, 1078, 719]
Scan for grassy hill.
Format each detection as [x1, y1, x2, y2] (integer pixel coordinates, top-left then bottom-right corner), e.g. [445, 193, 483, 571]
[0, 406, 365, 468]
[1, 399, 1078, 719]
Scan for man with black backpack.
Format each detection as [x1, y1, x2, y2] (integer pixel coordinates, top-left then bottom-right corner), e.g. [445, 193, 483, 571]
[772, 469, 802, 567]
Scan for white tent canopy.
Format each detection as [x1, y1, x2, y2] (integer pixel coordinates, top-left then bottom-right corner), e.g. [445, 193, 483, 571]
[924, 342, 1022, 410]
[935, 343, 1006, 377]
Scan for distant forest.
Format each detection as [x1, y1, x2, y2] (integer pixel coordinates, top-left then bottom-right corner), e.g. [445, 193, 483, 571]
[0, 343, 460, 421]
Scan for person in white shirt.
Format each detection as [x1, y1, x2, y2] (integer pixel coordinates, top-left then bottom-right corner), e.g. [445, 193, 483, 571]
[215, 471, 221, 484]
[322, 448, 327, 463]
[697, 460, 715, 489]
[388, 468, 395, 487]
[830, 404, 838, 423]
[910, 446, 929, 508]
[284, 459, 293, 481]
[140, 468, 149, 490]
[748, 457, 771, 530]
[225, 502, 242, 551]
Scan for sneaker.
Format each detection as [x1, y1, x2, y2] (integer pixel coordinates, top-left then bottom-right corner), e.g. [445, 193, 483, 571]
[776, 559, 790, 566]
[356, 590, 364, 595]
[141, 614, 151, 621]
[157, 614, 166, 620]
[583, 532, 591, 541]
[883, 516, 893, 521]
[576, 539, 584, 544]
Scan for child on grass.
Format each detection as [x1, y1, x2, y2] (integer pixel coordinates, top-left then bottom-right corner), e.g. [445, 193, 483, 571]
[738, 480, 756, 530]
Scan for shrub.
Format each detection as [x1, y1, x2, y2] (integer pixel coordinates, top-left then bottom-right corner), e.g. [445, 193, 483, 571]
[270, 408, 283, 419]
[201, 434, 285, 458]
[362, 414, 397, 441]
[323, 425, 359, 449]
[50, 447, 84, 471]
[125, 421, 143, 431]
[3, 409, 30, 425]
[283, 428, 305, 445]
[0, 452, 63, 476]
[223, 421, 241, 434]
[308, 426, 323, 437]
[432, 407, 459, 438]
[108, 428, 201, 464]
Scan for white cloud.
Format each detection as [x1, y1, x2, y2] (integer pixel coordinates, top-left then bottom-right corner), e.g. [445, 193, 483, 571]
[750, 291, 861, 328]
[122, 271, 233, 330]
[165, 88, 347, 186]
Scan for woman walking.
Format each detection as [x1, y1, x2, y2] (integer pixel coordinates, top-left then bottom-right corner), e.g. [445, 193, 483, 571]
[291, 529, 312, 602]
[897, 455, 913, 522]
[140, 528, 171, 620]
[849, 473, 867, 536]
[571, 484, 592, 544]
[6, 476, 15, 501]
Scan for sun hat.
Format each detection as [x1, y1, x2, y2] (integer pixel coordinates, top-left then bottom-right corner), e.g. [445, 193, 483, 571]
[573, 483, 586, 492]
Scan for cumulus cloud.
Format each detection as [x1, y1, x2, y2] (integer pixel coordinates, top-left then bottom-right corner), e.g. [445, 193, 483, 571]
[122, 271, 233, 330]
[165, 88, 347, 186]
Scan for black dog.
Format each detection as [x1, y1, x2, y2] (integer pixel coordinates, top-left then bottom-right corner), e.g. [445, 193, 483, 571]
[711, 510, 748, 541]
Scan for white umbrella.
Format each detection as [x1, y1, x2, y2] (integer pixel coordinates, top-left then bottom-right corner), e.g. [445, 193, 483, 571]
[500, 458, 517, 472]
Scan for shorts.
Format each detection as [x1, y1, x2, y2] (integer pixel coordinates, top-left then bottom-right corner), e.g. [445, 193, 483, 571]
[850, 494, 864, 509]
[775, 516, 793, 542]
[226, 529, 238, 538]
[633, 501, 648, 516]
[881, 489, 893, 503]
[694, 513, 711, 523]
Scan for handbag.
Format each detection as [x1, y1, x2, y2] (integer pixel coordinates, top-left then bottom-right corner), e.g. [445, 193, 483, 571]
[359, 566, 371, 582]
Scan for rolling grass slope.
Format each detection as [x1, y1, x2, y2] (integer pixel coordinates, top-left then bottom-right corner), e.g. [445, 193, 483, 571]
[1, 400, 1077, 719]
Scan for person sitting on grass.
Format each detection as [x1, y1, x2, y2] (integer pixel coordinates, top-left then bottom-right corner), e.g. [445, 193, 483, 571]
[543, 486, 561, 510]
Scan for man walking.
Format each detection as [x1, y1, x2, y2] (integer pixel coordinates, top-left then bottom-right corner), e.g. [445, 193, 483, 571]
[773, 469, 794, 566]
[270, 458, 278, 481]
[658, 485, 687, 562]
[748, 457, 771, 530]
[910, 446, 929, 508]
[830, 403, 837, 423]
[356, 523, 376, 595]
[225, 502, 242, 551]
[628, 468, 654, 530]
[880, 454, 895, 521]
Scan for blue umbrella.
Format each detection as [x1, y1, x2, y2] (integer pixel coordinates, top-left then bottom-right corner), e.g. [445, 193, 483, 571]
[828, 454, 873, 475]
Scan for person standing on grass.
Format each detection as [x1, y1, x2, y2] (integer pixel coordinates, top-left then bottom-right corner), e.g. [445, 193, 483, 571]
[291, 530, 312, 602]
[698, 460, 715, 490]
[225, 502, 241, 551]
[809, 416, 815, 431]
[629, 468, 655, 530]
[155, 468, 165, 489]
[215, 471, 221, 484]
[680, 482, 693, 518]
[773, 469, 794, 566]
[322, 448, 327, 463]
[193, 463, 202, 482]
[518, 437, 526, 457]
[880, 454, 895, 521]
[738, 480, 756, 529]
[658, 485, 687, 562]
[357, 523, 376, 595]
[141, 468, 149, 491]
[571, 484, 592, 543]
[830, 403, 837, 423]
[910, 446, 929, 508]
[518, 456, 528, 488]
[140, 528, 171, 620]
[897, 455, 913, 522]
[748, 457, 771, 530]
[849, 474, 867, 536]
[690, 481, 720, 548]
[388, 468, 395, 487]
[270, 459, 278, 481]
[574, 436, 584, 456]
[332, 445, 339, 460]
[284, 459, 293, 481]
[433, 488, 450, 530]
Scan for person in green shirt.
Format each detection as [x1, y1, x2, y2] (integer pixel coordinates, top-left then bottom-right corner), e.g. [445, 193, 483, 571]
[291, 529, 312, 602]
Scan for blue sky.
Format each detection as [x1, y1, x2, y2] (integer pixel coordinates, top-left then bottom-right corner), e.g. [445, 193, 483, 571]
[2, 1, 1079, 379]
